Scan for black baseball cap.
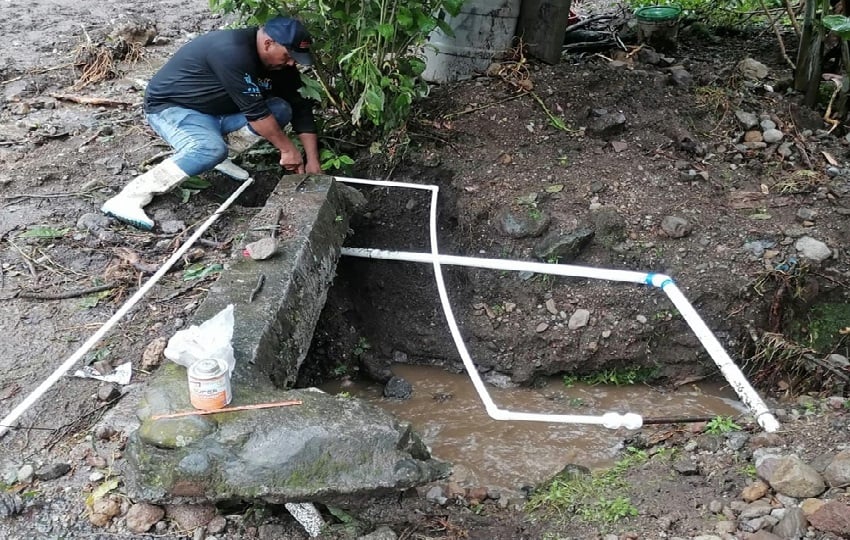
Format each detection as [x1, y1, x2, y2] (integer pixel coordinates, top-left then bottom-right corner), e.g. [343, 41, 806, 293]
[263, 17, 314, 66]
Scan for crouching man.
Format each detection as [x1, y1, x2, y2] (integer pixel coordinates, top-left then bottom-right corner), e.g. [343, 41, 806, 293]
[102, 16, 322, 230]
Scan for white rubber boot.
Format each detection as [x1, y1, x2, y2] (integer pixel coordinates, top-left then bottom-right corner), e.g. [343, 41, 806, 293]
[213, 158, 250, 181]
[213, 126, 262, 181]
[101, 158, 188, 230]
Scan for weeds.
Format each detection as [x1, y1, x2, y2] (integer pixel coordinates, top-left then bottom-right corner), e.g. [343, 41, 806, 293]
[704, 416, 741, 434]
[744, 331, 850, 395]
[352, 337, 371, 357]
[527, 447, 650, 525]
[563, 367, 659, 387]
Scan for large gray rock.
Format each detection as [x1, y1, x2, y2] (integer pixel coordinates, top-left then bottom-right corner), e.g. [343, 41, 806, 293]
[126, 381, 448, 503]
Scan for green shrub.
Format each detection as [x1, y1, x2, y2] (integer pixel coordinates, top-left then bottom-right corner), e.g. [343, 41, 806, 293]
[209, 0, 463, 138]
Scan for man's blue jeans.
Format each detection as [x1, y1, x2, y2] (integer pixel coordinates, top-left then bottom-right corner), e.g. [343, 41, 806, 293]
[145, 98, 293, 176]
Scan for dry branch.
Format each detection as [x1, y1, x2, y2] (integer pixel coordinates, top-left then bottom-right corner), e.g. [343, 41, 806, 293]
[50, 93, 138, 108]
[151, 400, 303, 420]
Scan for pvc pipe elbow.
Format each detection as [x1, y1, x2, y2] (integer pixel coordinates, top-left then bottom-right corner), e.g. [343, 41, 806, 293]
[486, 406, 511, 421]
[646, 273, 674, 289]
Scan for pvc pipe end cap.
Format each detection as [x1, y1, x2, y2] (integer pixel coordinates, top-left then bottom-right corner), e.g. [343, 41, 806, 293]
[602, 412, 643, 430]
[759, 415, 780, 433]
[623, 413, 643, 430]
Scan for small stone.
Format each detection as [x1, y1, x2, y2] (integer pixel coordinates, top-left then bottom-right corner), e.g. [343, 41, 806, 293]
[545, 299, 557, 315]
[661, 215, 692, 238]
[568, 309, 590, 330]
[126, 502, 165, 533]
[244, 237, 279, 260]
[636, 314, 647, 324]
[384, 376, 413, 400]
[89, 496, 122, 527]
[601, 330, 611, 338]
[207, 515, 227, 534]
[89, 471, 105, 482]
[741, 480, 769, 502]
[16, 464, 34, 483]
[94, 424, 116, 441]
[97, 383, 121, 402]
[164, 503, 217, 531]
[141, 337, 167, 370]
[34, 463, 71, 481]
[536, 322, 549, 333]
[763, 128, 784, 143]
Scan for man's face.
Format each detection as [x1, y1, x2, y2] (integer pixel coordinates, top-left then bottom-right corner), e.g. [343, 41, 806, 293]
[260, 39, 296, 70]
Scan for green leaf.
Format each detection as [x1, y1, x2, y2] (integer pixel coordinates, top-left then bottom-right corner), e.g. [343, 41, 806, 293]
[442, 0, 464, 17]
[19, 226, 70, 239]
[80, 289, 113, 309]
[824, 15, 850, 39]
[516, 193, 538, 206]
[85, 477, 120, 507]
[326, 505, 355, 524]
[183, 263, 224, 281]
[397, 8, 413, 28]
[377, 23, 394, 39]
[181, 176, 211, 190]
[408, 57, 426, 76]
[298, 73, 324, 101]
[179, 188, 200, 204]
[545, 184, 564, 193]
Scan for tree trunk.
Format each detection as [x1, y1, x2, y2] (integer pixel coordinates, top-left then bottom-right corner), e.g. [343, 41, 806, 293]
[795, 0, 824, 107]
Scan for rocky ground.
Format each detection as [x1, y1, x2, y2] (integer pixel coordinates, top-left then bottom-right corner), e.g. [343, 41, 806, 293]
[1, 0, 850, 538]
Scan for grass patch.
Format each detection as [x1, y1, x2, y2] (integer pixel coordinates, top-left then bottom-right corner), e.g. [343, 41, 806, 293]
[790, 302, 850, 353]
[563, 366, 658, 387]
[527, 447, 655, 525]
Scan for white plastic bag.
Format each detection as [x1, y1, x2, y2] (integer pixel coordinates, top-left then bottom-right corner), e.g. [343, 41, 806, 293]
[164, 304, 236, 375]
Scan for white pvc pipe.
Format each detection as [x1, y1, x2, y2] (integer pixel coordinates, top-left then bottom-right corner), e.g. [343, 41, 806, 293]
[336, 176, 779, 433]
[341, 247, 779, 433]
[335, 176, 643, 430]
[651, 277, 780, 433]
[0, 178, 256, 439]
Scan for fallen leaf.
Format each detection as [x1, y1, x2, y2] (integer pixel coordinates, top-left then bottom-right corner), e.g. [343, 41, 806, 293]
[0, 383, 20, 402]
[498, 153, 513, 165]
[545, 184, 564, 193]
[822, 150, 838, 165]
[86, 478, 120, 508]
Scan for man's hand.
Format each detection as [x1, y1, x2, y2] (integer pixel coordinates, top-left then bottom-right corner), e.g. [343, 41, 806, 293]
[279, 147, 305, 173]
[305, 158, 323, 174]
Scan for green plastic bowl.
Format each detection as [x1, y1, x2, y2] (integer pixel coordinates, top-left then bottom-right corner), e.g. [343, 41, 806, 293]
[635, 5, 682, 22]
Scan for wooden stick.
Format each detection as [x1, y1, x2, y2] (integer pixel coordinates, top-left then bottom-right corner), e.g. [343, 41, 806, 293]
[50, 93, 139, 108]
[151, 399, 303, 420]
[15, 282, 117, 300]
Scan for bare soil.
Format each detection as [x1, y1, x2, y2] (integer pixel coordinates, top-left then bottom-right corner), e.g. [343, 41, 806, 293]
[1, 1, 850, 539]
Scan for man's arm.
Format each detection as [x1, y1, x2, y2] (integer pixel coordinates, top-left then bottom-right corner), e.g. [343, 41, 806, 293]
[297, 132, 322, 174]
[248, 115, 304, 173]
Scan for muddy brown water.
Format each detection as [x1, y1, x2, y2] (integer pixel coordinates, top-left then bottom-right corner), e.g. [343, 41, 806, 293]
[324, 364, 744, 490]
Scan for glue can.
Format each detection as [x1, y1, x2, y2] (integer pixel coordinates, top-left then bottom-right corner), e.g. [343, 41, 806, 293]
[187, 358, 231, 410]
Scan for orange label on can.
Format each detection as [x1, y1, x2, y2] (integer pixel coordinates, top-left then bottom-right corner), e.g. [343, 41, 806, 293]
[187, 359, 232, 410]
